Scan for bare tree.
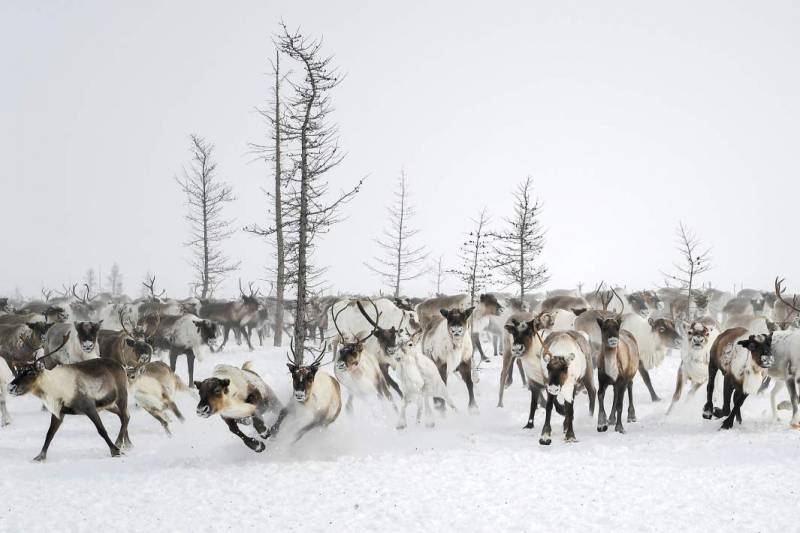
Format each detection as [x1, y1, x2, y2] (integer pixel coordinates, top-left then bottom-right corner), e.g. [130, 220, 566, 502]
[493, 177, 549, 300]
[106, 263, 124, 295]
[449, 208, 493, 306]
[84, 268, 97, 296]
[365, 169, 428, 298]
[275, 23, 365, 361]
[246, 48, 290, 347]
[431, 253, 447, 296]
[660, 221, 713, 319]
[175, 134, 240, 299]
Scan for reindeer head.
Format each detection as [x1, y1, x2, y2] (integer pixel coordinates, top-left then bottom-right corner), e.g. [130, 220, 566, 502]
[194, 319, 218, 347]
[393, 297, 414, 312]
[645, 291, 664, 311]
[440, 307, 473, 343]
[648, 317, 682, 349]
[395, 328, 423, 363]
[627, 293, 650, 318]
[542, 352, 575, 397]
[9, 334, 70, 396]
[750, 299, 766, 316]
[24, 322, 53, 350]
[683, 322, 712, 349]
[124, 338, 153, 367]
[44, 305, 68, 323]
[355, 299, 400, 357]
[0, 298, 13, 313]
[737, 334, 774, 369]
[478, 293, 504, 317]
[195, 377, 230, 417]
[75, 321, 103, 352]
[596, 317, 623, 349]
[286, 343, 325, 403]
[504, 316, 541, 358]
[239, 280, 261, 312]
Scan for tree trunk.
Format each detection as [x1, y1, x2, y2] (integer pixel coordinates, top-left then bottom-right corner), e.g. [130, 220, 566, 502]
[273, 52, 285, 347]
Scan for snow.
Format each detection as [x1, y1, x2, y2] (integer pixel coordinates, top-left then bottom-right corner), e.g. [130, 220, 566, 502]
[1, 339, 799, 532]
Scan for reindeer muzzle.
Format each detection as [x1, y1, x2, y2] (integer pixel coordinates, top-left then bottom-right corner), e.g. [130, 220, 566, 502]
[547, 384, 561, 396]
[293, 391, 307, 402]
[336, 361, 347, 372]
[760, 355, 775, 368]
[511, 344, 525, 358]
[196, 405, 212, 418]
[607, 337, 619, 348]
[81, 341, 95, 352]
[8, 384, 22, 396]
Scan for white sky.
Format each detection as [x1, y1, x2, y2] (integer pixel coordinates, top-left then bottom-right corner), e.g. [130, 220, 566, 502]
[2, 1, 799, 299]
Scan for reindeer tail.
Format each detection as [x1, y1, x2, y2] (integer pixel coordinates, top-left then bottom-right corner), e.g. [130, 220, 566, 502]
[242, 361, 254, 372]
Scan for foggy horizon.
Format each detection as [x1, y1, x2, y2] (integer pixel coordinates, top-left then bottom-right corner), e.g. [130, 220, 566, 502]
[3, 1, 799, 299]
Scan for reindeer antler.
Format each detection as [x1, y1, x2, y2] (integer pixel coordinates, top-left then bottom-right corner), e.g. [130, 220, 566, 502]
[33, 333, 71, 364]
[775, 277, 800, 316]
[143, 276, 165, 299]
[610, 286, 625, 319]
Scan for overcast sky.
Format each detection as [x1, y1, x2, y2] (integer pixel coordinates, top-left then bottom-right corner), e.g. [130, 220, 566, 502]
[2, 1, 799, 300]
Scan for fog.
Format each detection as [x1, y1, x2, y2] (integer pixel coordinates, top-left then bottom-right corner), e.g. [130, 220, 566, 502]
[2, 1, 799, 299]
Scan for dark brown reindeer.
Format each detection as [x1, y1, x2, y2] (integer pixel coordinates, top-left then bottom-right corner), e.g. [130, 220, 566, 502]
[199, 280, 261, 350]
[99, 310, 153, 367]
[9, 333, 132, 461]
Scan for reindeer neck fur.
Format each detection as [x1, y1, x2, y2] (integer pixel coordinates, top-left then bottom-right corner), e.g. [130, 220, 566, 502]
[32, 367, 77, 418]
[599, 341, 622, 382]
[397, 352, 425, 392]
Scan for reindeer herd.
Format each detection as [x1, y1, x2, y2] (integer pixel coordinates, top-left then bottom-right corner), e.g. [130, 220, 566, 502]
[2, 276, 800, 460]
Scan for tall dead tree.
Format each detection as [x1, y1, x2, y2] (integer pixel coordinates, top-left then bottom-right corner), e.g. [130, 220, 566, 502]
[493, 177, 549, 300]
[246, 49, 290, 347]
[106, 263, 123, 295]
[431, 253, 447, 296]
[365, 169, 428, 298]
[660, 221, 713, 319]
[276, 23, 364, 361]
[175, 134, 240, 298]
[449, 208, 493, 306]
[84, 268, 97, 297]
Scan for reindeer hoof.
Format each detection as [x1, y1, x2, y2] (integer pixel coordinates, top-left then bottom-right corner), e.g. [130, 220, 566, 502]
[565, 435, 577, 443]
[0, 419, 10, 427]
[628, 415, 637, 423]
[713, 408, 729, 419]
[651, 396, 663, 403]
[523, 420, 534, 429]
[539, 437, 551, 446]
[468, 405, 480, 416]
[719, 420, 734, 431]
[597, 425, 608, 433]
[614, 425, 626, 434]
[110, 446, 121, 457]
[249, 441, 266, 453]
[425, 421, 435, 429]
[396, 423, 407, 431]
[33, 453, 47, 462]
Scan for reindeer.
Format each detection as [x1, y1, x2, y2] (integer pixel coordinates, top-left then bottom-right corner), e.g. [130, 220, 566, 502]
[125, 360, 190, 436]
[761, 279, 800, 427]
[667, 317, 721, 414]
[99, 311, 153, 367]
[703, 327, 773, 430]
[70, 283, 99, 321]
[595, 310, 641, 434]
[43, 320, 103, 368]
[195, 361, 283, 451]
[330, 302, 397, 414]
[722, 297, 769, 323]
[0, 298, 13, 314]
[139, 312, 217, 386]
[538, 330, 596, 445]
[0, 356, 13, 426]
[391, 329, 457, 429]
[268, 344, 342, 443]
[421, 307, 479, 414]
[9, 334, 132, 461]
[198, 280, 261, 350]
[619, 314, 682, 402]
[0, 305, 65, 325]
[0, 322, 52, 374]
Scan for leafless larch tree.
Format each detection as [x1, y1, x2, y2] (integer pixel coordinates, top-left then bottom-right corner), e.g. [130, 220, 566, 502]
[275, 23, 365, 361]
[449, 207, 493, 306]
[365, 169, 428, 298]
[493, 177, 549, 300]
[175, 134, 240, 299]
[106, 263, 123, 295]
[246, 49, 291, 347]
[660, 221, 713, 319]
[431, 253, 447, 296]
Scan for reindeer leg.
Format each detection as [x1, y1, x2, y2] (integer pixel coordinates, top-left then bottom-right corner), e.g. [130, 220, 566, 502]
[715, 378, 733, 419]
[667, 367, 685, 415]
[186, 350, 195, 386]
[492, 333, 500, 357]
[83, 406, 121, 457]
[396, 396, 409, 430]
[108, 403, 132, 449]
[34, 414, 64, 462]
[614, 382, 626, 434]
[564, 400, 577, 443]
[423, 396, 434, 428]
[539, 393, 555, 445]
[498, 353, 514, 407]
[169, 349, 179, 373]
[434, 361, 448, 413]
[638, 362, 661, 402]
[0, 381, 11, 427]
[770, 380, 786, 422]
[242, 326, 254, 351]
[516, 359, 527, 388]
[627, 382, 636, 422]
[168, 400, 184, 422]
[471, 331, 489, 363]
[266, 408, 290, 439]
[224, 418, 265, 452]
[380, 363, 403, 399]
[788, 378, 800, 429]
[702, 359, 719, 419]
[217, 326, 231, 351]
[583, 368, 596, 416]
[457, 360, 479, 415]
[597, 376, 609, 432]
[721, 390, 746, 430]
[524, 383, 541, 429]
[252, 415, 270, 439]
[144, 406, 172, 436]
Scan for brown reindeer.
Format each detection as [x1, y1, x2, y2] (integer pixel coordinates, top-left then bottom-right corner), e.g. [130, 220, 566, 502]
[199, 280, 261, 350]
[595, 296, 640, 434]
[9, 334, 132, 461]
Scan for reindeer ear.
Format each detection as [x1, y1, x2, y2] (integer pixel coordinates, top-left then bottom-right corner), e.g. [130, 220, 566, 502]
[36, 359, 46, 372]
[565, 353, 576, 362]
[26, 322, 37, 330]
[571, 308, 586, 316]
[648, 318, 655, 327]
[440, 309, 449, 319]
[504, 324, 515, 334]
[194, 381, 203, 389]
[464, 307, 475, 318]
[736, 339, 750, 348]
[596, 317, 604, 328]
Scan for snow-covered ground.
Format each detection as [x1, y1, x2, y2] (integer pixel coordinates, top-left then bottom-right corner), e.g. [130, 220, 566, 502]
[1, 339, 798, 532]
